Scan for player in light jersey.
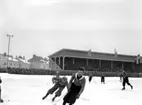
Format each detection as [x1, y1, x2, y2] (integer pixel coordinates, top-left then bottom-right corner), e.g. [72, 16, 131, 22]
[42, 76, 68, 101]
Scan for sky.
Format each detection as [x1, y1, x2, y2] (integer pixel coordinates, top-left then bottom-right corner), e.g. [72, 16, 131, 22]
[0, 0, 142, 59]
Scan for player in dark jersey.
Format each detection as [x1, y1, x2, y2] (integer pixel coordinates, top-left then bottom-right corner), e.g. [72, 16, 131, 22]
[0, 77, 3, 103]
[63, 68, 86, 105]
[42, 76, 68, 101]
[101, 74, 105, 84]
[121, 71, 133, 90]
[88, 73, 93, 83]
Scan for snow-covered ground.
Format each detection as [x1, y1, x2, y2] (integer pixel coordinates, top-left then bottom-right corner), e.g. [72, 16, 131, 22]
[0, 73, 142, 105]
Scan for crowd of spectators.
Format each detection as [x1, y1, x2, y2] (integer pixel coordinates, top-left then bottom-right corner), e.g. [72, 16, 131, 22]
[0, 67, 141, 77]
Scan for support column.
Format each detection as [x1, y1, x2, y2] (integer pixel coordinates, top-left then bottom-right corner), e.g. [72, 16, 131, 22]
[59, 57, 60, 66]
[73, 58, 75, 64]
[60, 57, 63, 69]
[111, 61, 113, 69]
[99, 59, 101, 68]
[55, 57, 58, 70]
[56, 57, 58, 65]
[86, 59, 88, 65]
[132, 62, 135, 72]
[58, 57, 60, 69]
[50, 58, 52, 70]
[122, 62, 124, 70]
[63, 57, 65, 70]
[57, 57, 60, 70]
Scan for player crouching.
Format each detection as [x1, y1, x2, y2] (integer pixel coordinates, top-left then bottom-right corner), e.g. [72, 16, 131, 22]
[42, 76, 68, 102]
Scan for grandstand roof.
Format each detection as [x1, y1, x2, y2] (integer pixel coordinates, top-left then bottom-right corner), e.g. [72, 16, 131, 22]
[49, 48, 142, 63]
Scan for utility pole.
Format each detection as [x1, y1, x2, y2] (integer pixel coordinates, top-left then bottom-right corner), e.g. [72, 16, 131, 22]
[7, 34, 14, 69]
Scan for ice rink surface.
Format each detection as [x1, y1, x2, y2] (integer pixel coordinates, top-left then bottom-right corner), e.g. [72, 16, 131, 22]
[0, 73, 142, 105]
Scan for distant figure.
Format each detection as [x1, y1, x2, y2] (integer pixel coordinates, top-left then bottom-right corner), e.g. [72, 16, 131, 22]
[0, 77, 3, 103]
[101, 75, 105, 84]
[88, 73, 93, 83]
[121, 71, 133, 90]
[42, 76, 68, 102]
[62, 68, 86, 105]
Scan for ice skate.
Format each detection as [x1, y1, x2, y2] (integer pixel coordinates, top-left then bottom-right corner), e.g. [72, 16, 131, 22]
[131, 86, 133, 89]
[0, 99, 3, 103]
[52, 97, 56, 102]
[42, 96, 46, 100]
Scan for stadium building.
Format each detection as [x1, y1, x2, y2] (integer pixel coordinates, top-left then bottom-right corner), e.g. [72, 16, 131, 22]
[48, 49, 142, 73]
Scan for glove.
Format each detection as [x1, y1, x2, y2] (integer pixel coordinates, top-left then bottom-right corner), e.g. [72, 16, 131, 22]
[76, 94, 80, 99]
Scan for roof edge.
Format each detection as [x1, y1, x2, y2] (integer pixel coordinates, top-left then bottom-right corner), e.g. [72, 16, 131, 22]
[48, 48, 65, 58]
[60, 48, 138, 57]
[48, 48, 140, 58]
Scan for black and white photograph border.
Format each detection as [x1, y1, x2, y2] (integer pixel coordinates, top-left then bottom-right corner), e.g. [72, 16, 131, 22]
[0, 0, 142, 105]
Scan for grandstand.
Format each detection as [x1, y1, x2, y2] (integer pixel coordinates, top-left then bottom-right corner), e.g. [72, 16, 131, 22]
[48, 48, 142, 73]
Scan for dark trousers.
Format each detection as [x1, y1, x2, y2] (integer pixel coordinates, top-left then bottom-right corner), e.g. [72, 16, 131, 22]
[63, 83, 81, 105]
[48, 83, 64, 96]
[122, 77, 132, 89]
